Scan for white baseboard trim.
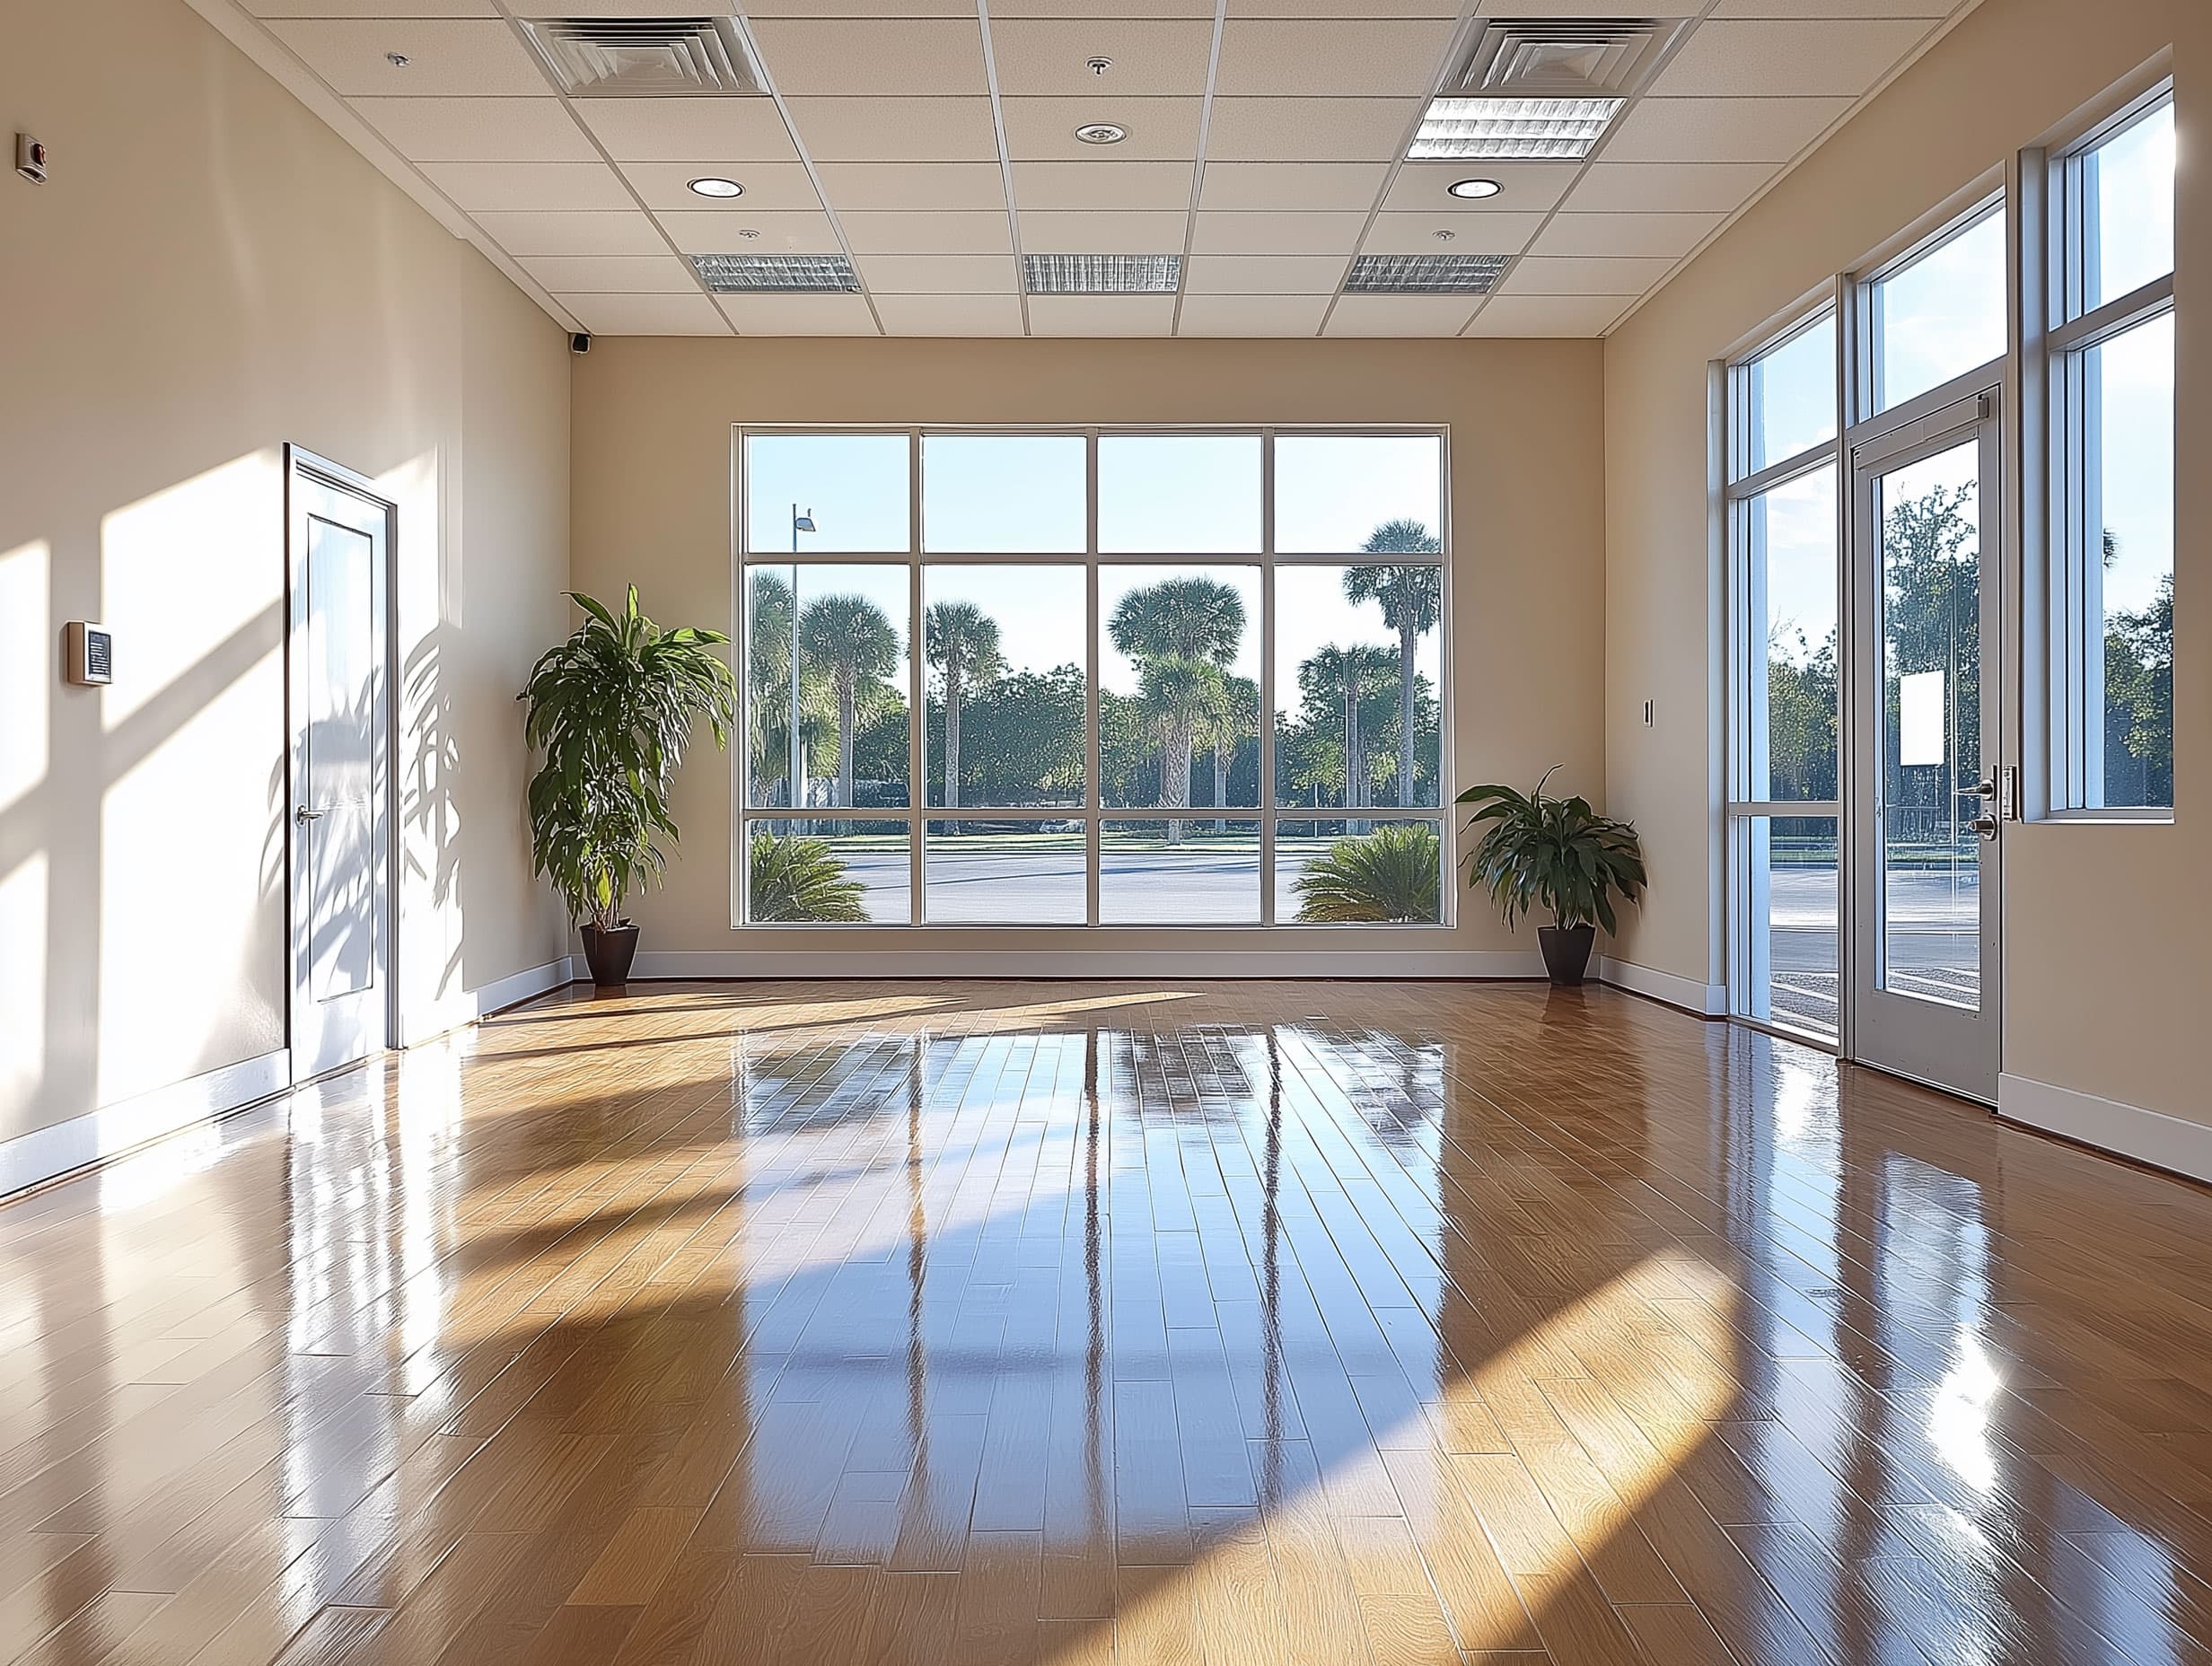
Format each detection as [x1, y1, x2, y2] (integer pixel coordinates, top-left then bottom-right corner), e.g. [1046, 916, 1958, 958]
[0, 1049, 293, 1198]
[626, 949, 1550, 980]
[1597, 956, 1727, 1016]
[474, 955, 580, 1017]
[1998, 1073, 2212, 1186]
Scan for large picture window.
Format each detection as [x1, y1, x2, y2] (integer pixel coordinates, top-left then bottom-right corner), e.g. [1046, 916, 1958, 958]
[734, 428, 1449, 928]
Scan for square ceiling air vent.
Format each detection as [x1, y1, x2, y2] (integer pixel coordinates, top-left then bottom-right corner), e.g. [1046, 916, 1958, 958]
[690, 252, 859, 292]
[517, 16, 767, 98]
[1345, 253, 1512, 294]
[1410, 17, 1684, 159]
[1023, 254, 1181, 294]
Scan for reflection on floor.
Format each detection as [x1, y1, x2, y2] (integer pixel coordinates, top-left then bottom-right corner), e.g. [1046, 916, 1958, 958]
[3, 980, 2209, 1665]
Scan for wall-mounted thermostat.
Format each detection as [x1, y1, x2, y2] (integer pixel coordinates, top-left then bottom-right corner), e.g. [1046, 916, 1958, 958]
[66, 622, 112, 686]
[15, 134, 48, 186]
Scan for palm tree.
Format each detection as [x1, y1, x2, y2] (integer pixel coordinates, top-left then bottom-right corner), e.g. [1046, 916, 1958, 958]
[1202, 676, 1258, 833]
[1293, 823, 1440, 923]
[1300, 644, 1396, 825]
[799, 593, 900, 815]
[1110, 577, 1245, 842]
[1346, 522, 1441, 807]
[924, 601, 1003, 811]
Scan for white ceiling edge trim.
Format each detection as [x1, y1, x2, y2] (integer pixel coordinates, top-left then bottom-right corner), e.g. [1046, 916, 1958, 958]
[1599, 0, 1988, 343]
[180, 0, 585, 338]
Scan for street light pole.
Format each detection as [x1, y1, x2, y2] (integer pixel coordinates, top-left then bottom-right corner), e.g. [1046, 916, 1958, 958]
[789, 504, 813, 811]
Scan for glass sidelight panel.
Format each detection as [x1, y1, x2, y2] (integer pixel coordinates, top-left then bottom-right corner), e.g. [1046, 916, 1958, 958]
[1877, 439, 1983, 1011]
[1737, 814, 1839, 1042]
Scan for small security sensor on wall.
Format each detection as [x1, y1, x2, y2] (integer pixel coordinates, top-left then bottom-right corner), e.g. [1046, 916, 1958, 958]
[570, 332, 592, 354]
[16, 133, 48, 185]
[66, 622, 112, 686]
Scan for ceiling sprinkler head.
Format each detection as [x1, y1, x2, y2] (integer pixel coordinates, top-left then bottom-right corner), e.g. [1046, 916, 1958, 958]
[1086, 56, 1113, 75]
[1075, 122, 1127, 145]
[385, 51, 410, 66]
[1433, 228, 1456, 241]
[737, 228, 761, 240]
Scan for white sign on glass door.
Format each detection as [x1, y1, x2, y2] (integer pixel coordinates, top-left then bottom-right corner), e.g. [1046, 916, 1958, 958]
[1899, 670, 1945, 767]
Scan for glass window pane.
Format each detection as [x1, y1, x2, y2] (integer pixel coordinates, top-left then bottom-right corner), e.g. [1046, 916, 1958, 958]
[923, 566, 1086, 809]
[2084, 99, 2174, 311]
[744, 433, 910, 554]
[923, 434, 1085, 552]
[924, 821, 1084, 924]
[2089, 311, 2174, 808]
[746, 820, 910, 924]
[1275, 820, 1443, 925]
[1100, 566, 1260, 812]
[1098, 434, 1261, 553]
[1743, 464, 1839, 802]
[1273, 565, 1442, 810]
[745, 564, 910, 809]
[1870, 207, 2006, 414]
[1738, 316, 1835, 478]
[1274, 435, 1443, 554]
[1736, 814, 1839, 1042]
[1101, 820, 1260, 925]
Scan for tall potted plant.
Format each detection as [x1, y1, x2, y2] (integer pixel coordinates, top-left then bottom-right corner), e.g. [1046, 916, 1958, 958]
[1457, 767, 1646, 986]
[521, 587, 736, 986]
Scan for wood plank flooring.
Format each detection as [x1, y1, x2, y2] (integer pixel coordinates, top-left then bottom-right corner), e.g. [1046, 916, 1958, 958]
[4, 979, 2212, 1664]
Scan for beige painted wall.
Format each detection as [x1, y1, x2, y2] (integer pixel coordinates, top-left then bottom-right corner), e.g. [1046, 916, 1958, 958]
[1604, 0, 2206, 1120]
[0, 0, 571, 1148]
[571, 336, 1607, 967]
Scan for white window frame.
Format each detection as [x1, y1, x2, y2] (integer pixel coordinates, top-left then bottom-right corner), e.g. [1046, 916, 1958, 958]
[730, 424, 1455, 930]
[2038, 79, 2175, 820]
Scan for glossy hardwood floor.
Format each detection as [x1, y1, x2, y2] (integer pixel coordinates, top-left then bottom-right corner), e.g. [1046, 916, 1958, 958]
[4, 980, 2212, 1665]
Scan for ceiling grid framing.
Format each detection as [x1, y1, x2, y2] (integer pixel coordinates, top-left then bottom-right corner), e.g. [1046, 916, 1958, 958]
[1168, 0, 1231, 339]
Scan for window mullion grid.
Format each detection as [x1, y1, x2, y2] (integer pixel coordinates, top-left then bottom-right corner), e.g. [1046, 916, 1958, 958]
[1085, 429, 1102, 928]
[1260, 431, 1277, 924]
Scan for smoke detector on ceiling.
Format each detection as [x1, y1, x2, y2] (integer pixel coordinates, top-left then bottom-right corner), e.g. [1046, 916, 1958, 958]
[516, 16, 768, 98]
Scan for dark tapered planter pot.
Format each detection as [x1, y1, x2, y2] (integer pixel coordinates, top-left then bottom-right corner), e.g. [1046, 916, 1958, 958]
[1537, 923, 1595, 986]
[580, 921, 640, 986]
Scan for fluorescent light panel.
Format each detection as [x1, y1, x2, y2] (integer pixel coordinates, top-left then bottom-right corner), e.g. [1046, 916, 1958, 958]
[690, 252, 859, 292]
[1023, 254, 1181, 294]
[1345, 253, 1511, 294]
[1409, 96, 1623, 160]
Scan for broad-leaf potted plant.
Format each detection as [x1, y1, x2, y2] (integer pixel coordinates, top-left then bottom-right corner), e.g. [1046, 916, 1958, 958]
[1457, 767, 1646, 986]
[521, 587, 736, 986]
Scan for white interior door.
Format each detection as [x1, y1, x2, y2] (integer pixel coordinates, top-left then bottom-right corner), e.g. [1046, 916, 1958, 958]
[287, 452, 391, 1078]
[1847, 392, 2002, 1102]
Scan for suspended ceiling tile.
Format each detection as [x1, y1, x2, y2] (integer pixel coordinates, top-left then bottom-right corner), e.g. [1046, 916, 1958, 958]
[1018, 210, 1188, 255]
[750, 18, 990, 96]
[1473, 0, 1695, 11]
[747, 0, 973, 13]
[1028, 296, 1179, 336]
[999, 97, 1203, 162]
[812, 162, 1008, 212]
[1359, 211, 1544, 255]
[1531, 211, 1728, 259]
[571, 99, 801, 164]
[1710, 0, 1949, 13]
[517, 254, 699, 294]
[1652, 18, 1936, 96]
[871, 294, 1027, 335]
[617, 161, 823, 213]
[265, 19, 549, 97]
[653, 209, 844, 255]
[988, 19, 1216, 97]
[1013, 161, 1196, 210]
[244, 0, 494, 13]
[350, 97, 594, 163]
[1322, 294, 1479, 337]
[1565, 161, 1780, 213]
[995, 0, 1214, 14]
[716, 294, 881, 334]
[1206, 98, 1422, 162]
[1599, 96, 1855, 163]
[1174, 293, 1330, 335]
[420, 162, 636, 213]
[1462, 293, 1637, 335]
[1183, 254, 1350, 294]
[1198, 162, 1391, 211]
[840, 210, 1016, 254]
[857, 254, 1022, 293]
[1233, 0, 1457, 13]
[1382, 160, 1583, 213]
[1215, 19, 1457, 97]
[1503, 255, 1678, 294]
[471, 209, 669, 255]
[561, 293, 731, 335]
[783, 97, 1002, 162]
[1190, 211, 1371, 256]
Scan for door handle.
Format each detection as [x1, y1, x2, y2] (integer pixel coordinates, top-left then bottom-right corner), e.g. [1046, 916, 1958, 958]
[294, 806, 325, 825]
[1971, 775, 1997, 799]
[1971, 813, 1998, 839]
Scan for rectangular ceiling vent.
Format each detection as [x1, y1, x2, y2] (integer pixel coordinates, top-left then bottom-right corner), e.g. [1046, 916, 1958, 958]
[517, 17, 768, 98]
[690, 252, 859, 293]
[1345, 253, 1512, 294]
[1023, 254, 1181, 294]
[1411, 18, 1683, 159]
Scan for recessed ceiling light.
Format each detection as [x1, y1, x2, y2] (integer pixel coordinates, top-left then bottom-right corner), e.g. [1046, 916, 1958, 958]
[1409, 96, 1622, 161]
[688, 176, 743, 198]
[1447, 178, 1502, 199]
[1074, 123, 1127, 145]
